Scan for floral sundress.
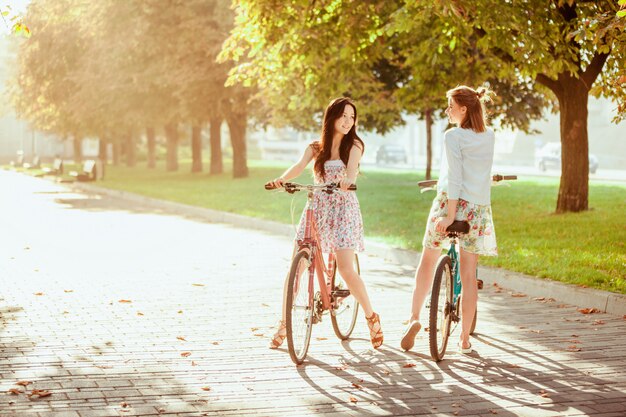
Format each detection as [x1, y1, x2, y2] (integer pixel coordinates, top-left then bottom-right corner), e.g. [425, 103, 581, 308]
[295, 160, 365, 253]
[422, 192, 497, 256]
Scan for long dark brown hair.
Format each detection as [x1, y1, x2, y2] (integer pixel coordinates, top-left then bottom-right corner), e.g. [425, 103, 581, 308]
[311, 97, 364, 180]
[446, 85, 494, 133]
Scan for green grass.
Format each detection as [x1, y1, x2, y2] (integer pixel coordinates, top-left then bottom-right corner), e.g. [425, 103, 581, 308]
[7, 159, 626, 293]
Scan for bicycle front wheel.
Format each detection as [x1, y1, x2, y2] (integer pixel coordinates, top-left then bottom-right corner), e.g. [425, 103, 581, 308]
[330, 253, 360, 340]
[429, 255, 453, 361]
[286, 250, 315, 365]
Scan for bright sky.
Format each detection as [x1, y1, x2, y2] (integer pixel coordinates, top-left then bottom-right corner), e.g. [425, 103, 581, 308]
[1, 0, 31, 35]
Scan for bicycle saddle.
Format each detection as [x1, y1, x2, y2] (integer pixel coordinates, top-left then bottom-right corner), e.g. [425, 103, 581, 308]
[446, 220, 470, 235]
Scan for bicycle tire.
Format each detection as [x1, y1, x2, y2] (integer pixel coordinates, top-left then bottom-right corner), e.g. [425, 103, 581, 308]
[286, 250, 315, 365]
[330, 253, 360, 340]
[429, 255, 453, 361]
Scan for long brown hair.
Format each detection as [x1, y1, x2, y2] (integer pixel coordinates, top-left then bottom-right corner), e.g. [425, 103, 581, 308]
[446, 85, 493, 133]
[311, 97, 364, 180]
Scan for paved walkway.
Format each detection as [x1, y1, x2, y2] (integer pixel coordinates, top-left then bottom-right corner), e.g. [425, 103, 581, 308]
[1, 170, 625, 417]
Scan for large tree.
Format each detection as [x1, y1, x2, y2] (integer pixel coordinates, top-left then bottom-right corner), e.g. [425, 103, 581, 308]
[434, 0, 626, 212]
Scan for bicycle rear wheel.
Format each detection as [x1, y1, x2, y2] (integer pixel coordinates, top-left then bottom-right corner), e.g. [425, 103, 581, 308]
[429, 255, 453, 361]
[286, 250, 315, 365]
[330, 253, 360, 340]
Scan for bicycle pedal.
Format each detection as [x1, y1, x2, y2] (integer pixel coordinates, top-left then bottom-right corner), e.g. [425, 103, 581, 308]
[332, 289, 351, 298]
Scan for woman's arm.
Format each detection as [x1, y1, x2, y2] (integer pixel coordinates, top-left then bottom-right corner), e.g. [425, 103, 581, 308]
[340, 143, 363, 190]
[436, 133, 461, 232]
[269, 145, 315, 188]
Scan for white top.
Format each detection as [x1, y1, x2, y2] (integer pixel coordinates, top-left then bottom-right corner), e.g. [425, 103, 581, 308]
[437, 127, 495, 206]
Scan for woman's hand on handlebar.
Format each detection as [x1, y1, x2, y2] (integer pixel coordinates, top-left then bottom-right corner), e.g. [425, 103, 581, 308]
[268, 177, 285, 189]
[339, 178, 355, 191]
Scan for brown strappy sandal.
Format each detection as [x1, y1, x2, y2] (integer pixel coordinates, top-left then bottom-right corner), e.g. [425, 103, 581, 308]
[366, 312, 384, 349]
[269, 320, 287, 349]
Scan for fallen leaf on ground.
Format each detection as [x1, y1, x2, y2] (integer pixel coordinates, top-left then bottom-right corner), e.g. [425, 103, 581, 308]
[250, 327, 259, 332]
[402, 363, 417, 368]
[16, 381, 32, 386]
[253, 333, 264, 337]
[539, 390, 550, 398]
[62, 311, 69, 314]
[192, 283, 205, 287]
[533, 297, 545, 301]
[567, 345, 582, 352]
[137, 312, 144, 316]
[201, 387, 211, 391]
[192, 361, 198, 366]
[578, 308, 601, 314]
[120, 402, 130, 408]
[261, 303, 270, 307]
[511, 293, 527, 298]
[118, 299, 132, 303]
[28, 389, 51, 398]
[181, 352, 192, 357]
[316, 337, 327, 341]
[177, 336, 186, 341]
[351, 382, 363, 390]
[349, 396, 358, 403]
[530, 329, 543, 334]
[212, 341, 219, 345]
[34, 292, 43, 296]
[592, 320, 605, 325]
[178, 310, 183, 314]
[8, 388, 22, 395]
[64, 290, 73, 293]
[334, 365, 349, 371]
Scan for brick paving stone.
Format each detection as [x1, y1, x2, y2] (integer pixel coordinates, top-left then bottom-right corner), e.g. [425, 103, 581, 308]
[1, 170, 625, 417]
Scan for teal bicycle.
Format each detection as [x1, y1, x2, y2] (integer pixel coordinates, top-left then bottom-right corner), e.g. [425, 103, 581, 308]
[418, 174, 517, 361]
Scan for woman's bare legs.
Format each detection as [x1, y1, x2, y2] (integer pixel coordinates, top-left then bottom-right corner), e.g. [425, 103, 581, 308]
[459, 249, 479, 350]
[409, 247, 441, 321]
[400, 247, 440, 350]
[335, 249, 383, 348]
[335, 249, 373, 317]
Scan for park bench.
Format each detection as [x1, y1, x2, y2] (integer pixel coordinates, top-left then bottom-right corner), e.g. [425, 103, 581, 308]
[39, 158, 64, 176]
[68, 159, 97, 182]
[10, 152, 25, 167]
[23, 155, 41, 169]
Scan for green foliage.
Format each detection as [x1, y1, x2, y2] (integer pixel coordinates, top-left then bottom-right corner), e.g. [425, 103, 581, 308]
[8, 0, 236, 139]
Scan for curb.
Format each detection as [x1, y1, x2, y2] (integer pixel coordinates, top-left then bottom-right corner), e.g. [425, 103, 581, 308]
[70, 181, 626, 317]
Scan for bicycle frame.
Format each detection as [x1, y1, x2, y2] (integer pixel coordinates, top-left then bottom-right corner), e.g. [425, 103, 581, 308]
[295, 188, 336, 311]
[448, 240, 462, 307]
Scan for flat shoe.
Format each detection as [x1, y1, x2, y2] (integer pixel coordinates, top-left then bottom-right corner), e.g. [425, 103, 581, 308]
[400, 321, 421, 351]
[458, 342, 473, 354]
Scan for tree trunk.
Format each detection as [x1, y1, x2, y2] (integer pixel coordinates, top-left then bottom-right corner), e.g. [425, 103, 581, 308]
[191, 124, 203, 173]
[72, 134, 82, 164]
[146, 127, 156, 169]
[556, 75, 589, 213]
[424, 109, 433, 181]
[98, 137, 107, 164]
[126, 131, 136, 167]
[226, 115, 248, 178]
[209, 116, 223, 175]
[112, 137, 121, 166]
[164, 124, 179, 171]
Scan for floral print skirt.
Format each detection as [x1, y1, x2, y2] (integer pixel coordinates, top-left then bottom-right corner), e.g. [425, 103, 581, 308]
[422, 192, 497, 256]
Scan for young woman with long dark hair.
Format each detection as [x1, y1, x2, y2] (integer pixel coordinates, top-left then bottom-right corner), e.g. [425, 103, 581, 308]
[267, 97, 383, 350]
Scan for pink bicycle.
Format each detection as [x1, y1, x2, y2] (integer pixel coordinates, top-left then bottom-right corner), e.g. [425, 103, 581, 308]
[265, 182, 360, 365]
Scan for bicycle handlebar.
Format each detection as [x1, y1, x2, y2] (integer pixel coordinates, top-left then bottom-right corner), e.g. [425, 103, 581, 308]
[264, 182, 357, 193]
[417, 174, 517, 190]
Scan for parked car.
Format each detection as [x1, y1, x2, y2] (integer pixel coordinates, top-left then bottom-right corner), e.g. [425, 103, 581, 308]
[376, 144, 408, 165]
[535, 142, 598, 174]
